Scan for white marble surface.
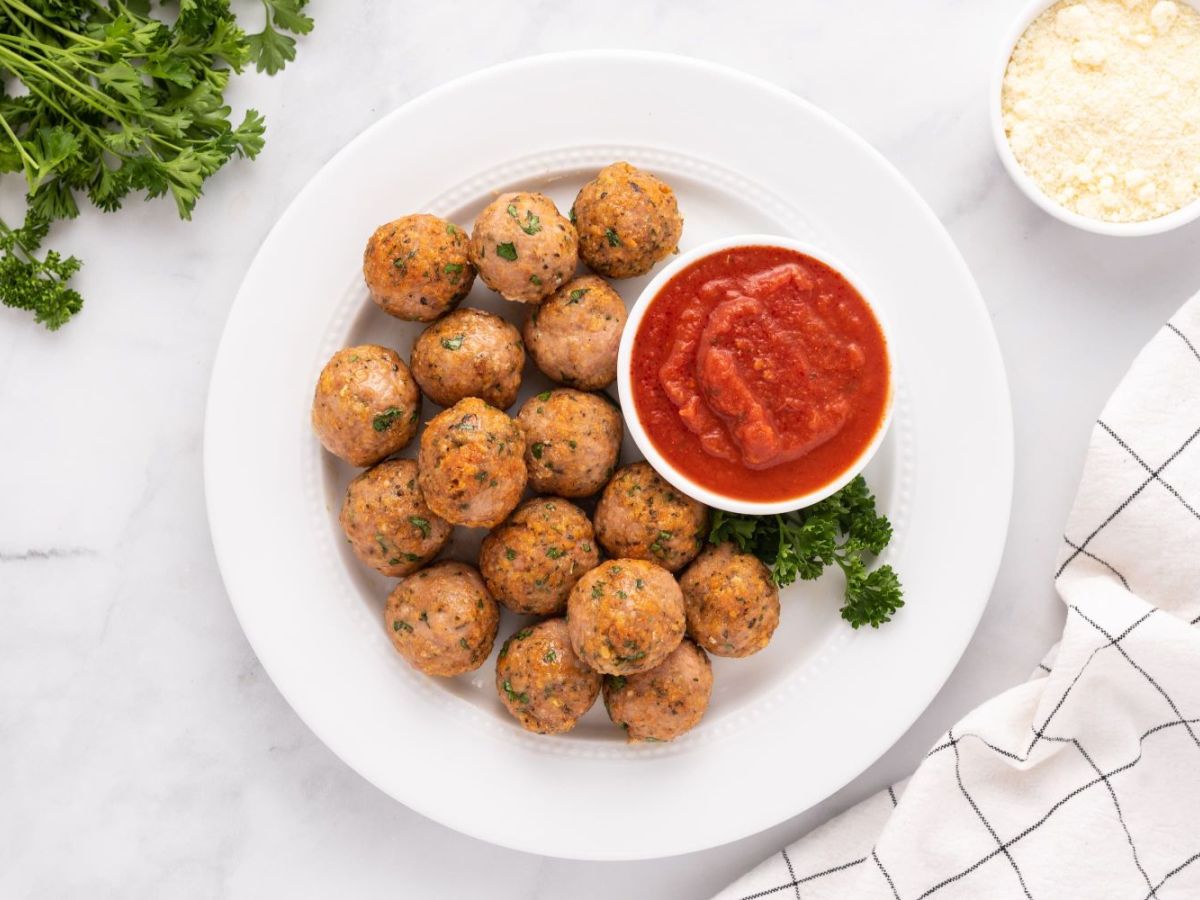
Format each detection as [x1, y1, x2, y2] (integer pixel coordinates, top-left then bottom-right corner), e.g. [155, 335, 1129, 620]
[4, 1, 1200, 897]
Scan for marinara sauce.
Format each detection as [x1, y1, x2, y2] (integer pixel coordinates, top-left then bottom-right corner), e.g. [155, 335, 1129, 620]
[631, 246, 890, 503]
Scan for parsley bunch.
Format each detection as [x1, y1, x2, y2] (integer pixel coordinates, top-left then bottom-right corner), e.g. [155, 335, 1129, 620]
[709, 476, 905, 629]
[0, 0, 313, 329]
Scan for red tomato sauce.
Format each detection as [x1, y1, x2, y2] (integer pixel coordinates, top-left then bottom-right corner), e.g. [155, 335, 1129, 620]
[631, 246, 890, 502]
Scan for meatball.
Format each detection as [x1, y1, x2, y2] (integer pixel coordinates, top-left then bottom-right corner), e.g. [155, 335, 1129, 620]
[410, 308, 525, 410]
[567, 559, 685, 675]
[363, 214, 474, 321]
[479, 497, 599, 615]
[680, 542, 780, 658]
[602, 639, 712, 742]
[523, 275, 627, 389]
[593, 462, 709, 572]
[339, 459, 453, 577]
[495, 619, 602, 734]
[384, 561, 499, 677]
[469, 192, 577, 304]
[418, 398, 527, 528]
[516, 389, 622, 498]
[572, 162, 682, 279]
[312, 344, 421, 467]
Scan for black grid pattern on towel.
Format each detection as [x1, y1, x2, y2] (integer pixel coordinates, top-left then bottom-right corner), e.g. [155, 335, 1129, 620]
[731, 315, 1200, 900]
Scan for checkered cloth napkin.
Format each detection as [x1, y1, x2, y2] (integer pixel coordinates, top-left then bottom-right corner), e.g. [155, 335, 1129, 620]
[715, 294, 1200, 900]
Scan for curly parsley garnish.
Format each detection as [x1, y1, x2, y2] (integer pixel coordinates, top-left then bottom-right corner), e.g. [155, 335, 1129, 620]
[709, 476, 903, 629]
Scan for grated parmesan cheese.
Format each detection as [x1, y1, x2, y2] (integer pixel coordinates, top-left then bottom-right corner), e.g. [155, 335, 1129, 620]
[1002, 0, 1200, 222]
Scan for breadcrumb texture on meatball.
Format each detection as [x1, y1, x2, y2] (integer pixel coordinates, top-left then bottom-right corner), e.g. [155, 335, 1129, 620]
[523, 275, 627, 390]
[363, 214, 474, 321]
[418, 398, 527, 529]
[516, 389, 623, 498]
[479, 497, 599, 615]
[339, 459, 452, 577]
[603, 639, 712, 742]
[680, 542, 780, 658]
[573, 162, 682, 279]
[410, 308, 525, 410]
[469, 192, 578, 304]
[311, 344, 421, 468]
[593, 462, 709, 572]
[385, 561, 499, 677]
[495, 619, 602, 734]
[567, 559, 685, 675]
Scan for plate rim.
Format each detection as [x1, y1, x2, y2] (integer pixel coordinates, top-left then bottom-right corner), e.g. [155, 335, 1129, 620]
[204, 49, 1015, 860]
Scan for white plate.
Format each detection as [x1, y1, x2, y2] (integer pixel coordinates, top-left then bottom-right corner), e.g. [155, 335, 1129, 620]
[204, 51, 1013, 860]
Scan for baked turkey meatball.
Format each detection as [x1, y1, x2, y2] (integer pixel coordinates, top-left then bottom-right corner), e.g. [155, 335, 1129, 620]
[495, 619, 602, 734]
[516, 389, 622, 498]
[410, 308, 525, 410]
[593, 462, 709, 572]
[339, 459, 452, 577]
[567, 559, 685, 675]
[418, 398, 527, 528]
[385, 561, 499, 677]
[602, 639, 712, 742]
[479, 497, 599, 615]
[572, 162, 682, 279]
[523, 275, 626, 389]
[680, 542, 780, 658]
[312, 345, 421, 467]
[363, 214, 474, 321]
[469, 192, 577, 304]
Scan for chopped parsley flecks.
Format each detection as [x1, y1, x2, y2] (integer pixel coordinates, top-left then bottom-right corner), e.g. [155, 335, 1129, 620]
[372, 406, 404, 432]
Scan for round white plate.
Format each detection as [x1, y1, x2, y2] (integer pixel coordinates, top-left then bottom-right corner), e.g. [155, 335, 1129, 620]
[205, 51, 1013, 860]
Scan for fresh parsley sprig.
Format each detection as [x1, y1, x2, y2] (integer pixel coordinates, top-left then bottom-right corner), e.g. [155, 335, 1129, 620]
[709, 476, 904, 629]
[0, 0, 313, 329]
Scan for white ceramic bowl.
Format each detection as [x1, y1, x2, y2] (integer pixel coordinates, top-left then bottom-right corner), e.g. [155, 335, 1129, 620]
[991, 0, 1200, 237]
[616, 233, 895, 516]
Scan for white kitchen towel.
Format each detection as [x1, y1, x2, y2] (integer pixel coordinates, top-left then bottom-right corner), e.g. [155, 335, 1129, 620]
[715, 293, 1200, 900]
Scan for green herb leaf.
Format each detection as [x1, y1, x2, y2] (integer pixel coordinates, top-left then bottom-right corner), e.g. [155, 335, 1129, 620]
[546, 547, 564, 559]
[372, 407, 404, 432]
[409, 516, 431, 538]
[536, 390, 552, 401]
[708, 476, 903, 629]
[605, 228, 621, 247]
[531, 442, 545, 459]
[568, 288, 589, 304]
[496, 242, 518, 261]
[441, 334, 465, 351]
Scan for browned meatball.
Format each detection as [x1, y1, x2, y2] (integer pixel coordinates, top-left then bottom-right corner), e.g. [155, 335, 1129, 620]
[339, 459, 453, 577]
[572, 162, 682, 279]
[523, 275, 626, 390]
[410, 308, 525, 410]
[312, 345, 421, 467]
[418, 398, 526, 528]
[469, 192, 577, 303]
[680, 542, 780, 658]
[567, 559, 685, 675]
[363, 214, 474, 321]
[516, 389, 622, 498]
[593, 463, 709, 572]
[602, 639, 712, 742]
[385, 561, 499, 677]
[495, 619, 601, 734]
[479, 497, 599, 615]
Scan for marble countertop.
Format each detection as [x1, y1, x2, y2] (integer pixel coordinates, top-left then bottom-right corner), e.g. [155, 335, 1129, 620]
[5, 1, 1200, 897]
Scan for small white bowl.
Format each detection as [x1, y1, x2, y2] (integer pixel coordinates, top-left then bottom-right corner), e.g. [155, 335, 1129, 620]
[991, 0, 1200, 237]
[616, 234, 895, 517]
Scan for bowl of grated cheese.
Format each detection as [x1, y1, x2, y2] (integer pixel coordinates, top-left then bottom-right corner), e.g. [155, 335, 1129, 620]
[993, 0, 1200, 236]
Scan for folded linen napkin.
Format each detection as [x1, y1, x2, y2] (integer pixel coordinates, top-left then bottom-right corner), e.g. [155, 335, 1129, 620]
[715, 294, 1200, 900]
